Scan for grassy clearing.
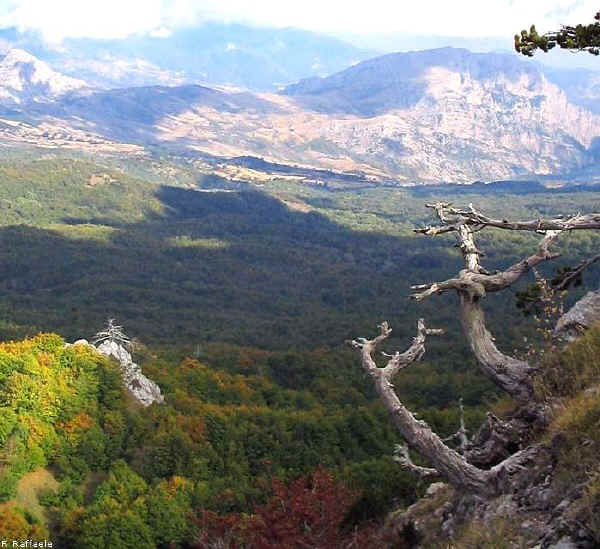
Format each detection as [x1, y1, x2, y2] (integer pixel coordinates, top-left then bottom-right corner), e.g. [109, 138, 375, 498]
[0, 468, 58, 528]
[13, 468, 59, 523]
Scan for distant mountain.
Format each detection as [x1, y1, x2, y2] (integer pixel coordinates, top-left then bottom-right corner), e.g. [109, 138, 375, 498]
[0, 48, 87, 104]
[283, 47, 551, 116]
[0, 24, 374, 91]
[43, 84, 281, 144]
[278, 48, 600, 182]
[0, 47, 598, 185]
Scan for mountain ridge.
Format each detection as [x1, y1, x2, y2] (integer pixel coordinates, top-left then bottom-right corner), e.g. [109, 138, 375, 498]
[0, 46, 599, 185]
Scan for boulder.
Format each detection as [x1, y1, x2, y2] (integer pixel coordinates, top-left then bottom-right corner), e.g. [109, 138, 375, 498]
[553, 290, 600, 343]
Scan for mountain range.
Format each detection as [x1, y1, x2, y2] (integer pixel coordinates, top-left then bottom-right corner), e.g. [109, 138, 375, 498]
[0, 39, 598, 184]
[0, 24, 374, 90]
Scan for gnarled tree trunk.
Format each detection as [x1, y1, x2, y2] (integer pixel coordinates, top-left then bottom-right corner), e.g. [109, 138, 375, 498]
[351, 203, 600, 496]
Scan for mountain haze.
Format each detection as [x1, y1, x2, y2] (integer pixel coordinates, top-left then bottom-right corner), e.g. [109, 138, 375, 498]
[280, 48, 600, 182]
[0, 24, 374, 91]
[0, 48, 87, 104]
[545, 66, 600, 115]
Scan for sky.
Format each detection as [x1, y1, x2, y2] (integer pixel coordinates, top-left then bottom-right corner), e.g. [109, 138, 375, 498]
[0, 0, 596, 42]
[0, 0, 598, 69]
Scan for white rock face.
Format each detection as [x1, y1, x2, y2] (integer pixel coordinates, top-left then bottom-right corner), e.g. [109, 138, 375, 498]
[0, 48, 87, 105]
[96, 340, 164, 407]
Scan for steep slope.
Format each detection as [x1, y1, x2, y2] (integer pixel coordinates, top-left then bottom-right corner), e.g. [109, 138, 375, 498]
[281, 48, 600, 182]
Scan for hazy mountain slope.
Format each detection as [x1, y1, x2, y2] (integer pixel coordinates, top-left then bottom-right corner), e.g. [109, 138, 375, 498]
[56, 48, 600, 183]
[0, 48, 87, 104]
[0, 24, 374, 90]
[44, 84, 281, 144]
[280, 48, 600, 182]
[283, 48, 548, 115]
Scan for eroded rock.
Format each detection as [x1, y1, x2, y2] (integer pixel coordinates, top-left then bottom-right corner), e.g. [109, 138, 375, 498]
[96, 340, 164, 407]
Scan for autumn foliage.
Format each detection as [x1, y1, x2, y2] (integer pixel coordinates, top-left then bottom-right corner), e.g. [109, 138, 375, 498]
[0, 507, 48, 539]
[192, 468, 387, 549]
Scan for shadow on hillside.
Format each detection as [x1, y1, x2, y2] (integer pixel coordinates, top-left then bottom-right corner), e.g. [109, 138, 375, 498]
[0, 185, 473, 353]
[4, 183, 594, 354]
[34, 85, 282, 143]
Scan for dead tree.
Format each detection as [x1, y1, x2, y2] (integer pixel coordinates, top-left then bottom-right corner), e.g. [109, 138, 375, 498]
[93, 318, 131, 348]
[350, 203, 600, 497]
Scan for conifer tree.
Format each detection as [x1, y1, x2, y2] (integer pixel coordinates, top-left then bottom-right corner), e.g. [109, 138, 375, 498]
[515, 10, 600, 56]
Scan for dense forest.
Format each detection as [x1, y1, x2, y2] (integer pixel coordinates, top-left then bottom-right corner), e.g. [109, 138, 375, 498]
[0, 152, 599, 546]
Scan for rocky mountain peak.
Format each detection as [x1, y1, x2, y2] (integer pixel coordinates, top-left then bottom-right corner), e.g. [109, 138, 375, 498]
[275, 47, 600, 182]
[282, 47, 547, 116]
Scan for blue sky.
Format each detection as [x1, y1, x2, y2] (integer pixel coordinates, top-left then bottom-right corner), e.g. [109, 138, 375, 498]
[0, 0, 596, 42]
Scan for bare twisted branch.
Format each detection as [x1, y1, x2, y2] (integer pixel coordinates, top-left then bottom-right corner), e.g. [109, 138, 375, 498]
[393, 444, 440, 479]
[415, 203, 600, 235]
[350, 319, 444, 380]
[410, 230, 562, 302]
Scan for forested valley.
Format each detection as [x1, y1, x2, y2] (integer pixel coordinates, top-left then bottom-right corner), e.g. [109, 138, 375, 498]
[0, 153, 599, 547]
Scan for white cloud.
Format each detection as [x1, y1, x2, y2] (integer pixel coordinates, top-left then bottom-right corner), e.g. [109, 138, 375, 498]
[0, 0, 165, 41]
[149, 27, 173, 39]
[181, 0, 600, 37]
[0, 0, 596, 41]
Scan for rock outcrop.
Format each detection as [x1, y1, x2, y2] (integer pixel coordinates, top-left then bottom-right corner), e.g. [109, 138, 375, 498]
[553, 290, 600, 343]
[387, 441, 596, 547]
[95, 340, 164, 407]
[67, 338, 164, 406]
